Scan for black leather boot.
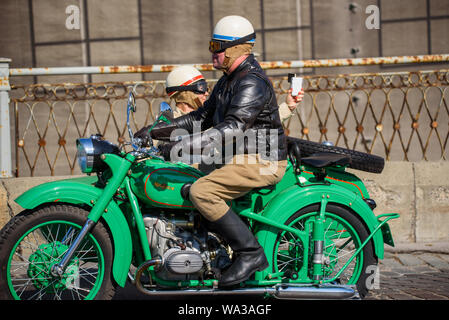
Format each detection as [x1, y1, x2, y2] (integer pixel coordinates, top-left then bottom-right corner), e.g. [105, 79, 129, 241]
[207, 209, 269, 287]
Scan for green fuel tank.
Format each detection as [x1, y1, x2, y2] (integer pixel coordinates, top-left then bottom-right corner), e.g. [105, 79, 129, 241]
[129, 159, 203, 209]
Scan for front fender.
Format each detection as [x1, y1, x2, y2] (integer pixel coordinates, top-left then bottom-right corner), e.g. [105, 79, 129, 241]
[257, 183, 385, 259]
[15, 177, 132, 287]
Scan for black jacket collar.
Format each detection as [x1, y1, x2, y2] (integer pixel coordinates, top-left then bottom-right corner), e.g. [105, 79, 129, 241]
[224, 54, 259, 80]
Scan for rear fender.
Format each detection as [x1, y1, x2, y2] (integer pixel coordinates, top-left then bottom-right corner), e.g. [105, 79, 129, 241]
[256, 183, 385, 259]
[15, 178, 132, 287]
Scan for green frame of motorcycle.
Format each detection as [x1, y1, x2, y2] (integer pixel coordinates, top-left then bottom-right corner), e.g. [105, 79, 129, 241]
[15, 151, 398, 291]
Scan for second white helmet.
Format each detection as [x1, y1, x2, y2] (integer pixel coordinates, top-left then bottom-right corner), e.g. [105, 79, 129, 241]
[165, 66, 207, 97]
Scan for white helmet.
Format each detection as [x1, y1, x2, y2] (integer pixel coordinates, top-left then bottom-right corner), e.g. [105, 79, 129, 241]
[165, 66, 207, 97]
[209, 15, 256, 53]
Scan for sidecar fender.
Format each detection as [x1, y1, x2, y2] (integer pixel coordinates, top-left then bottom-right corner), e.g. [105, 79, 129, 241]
[258, 183, 385, 259]
[15, 177, 132, 287]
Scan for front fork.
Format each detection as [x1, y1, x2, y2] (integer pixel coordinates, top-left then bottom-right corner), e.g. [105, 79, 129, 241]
[52, 153, 135, 277]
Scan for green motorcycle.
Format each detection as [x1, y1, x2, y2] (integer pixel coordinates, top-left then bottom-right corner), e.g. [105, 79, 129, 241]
[0, 92, 398, 300]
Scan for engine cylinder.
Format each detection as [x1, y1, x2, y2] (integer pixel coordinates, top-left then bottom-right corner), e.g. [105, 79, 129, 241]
[164, 248, 204, 274]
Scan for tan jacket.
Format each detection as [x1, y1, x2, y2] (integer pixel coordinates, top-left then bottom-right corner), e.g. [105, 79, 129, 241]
[172, 108, 188, 118]
[278, 102, 295, 122]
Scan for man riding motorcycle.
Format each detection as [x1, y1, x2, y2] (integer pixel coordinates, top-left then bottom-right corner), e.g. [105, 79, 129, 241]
[135, 15, 291, 287]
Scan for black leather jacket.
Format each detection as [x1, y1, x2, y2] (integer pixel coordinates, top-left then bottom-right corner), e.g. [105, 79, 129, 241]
[149, 54, 288, 162]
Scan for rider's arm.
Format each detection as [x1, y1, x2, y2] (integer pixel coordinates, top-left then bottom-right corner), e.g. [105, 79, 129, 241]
[177, 74, 269, 154]
[279, 88, 304, 122]
[279, 102, 294, 122]
[145, 81, 220, 141]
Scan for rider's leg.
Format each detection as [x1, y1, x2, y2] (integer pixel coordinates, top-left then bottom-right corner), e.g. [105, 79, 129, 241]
[190, 154, 286, 220]
[207, 207, 269, 287]
[189, 154, 287, 286]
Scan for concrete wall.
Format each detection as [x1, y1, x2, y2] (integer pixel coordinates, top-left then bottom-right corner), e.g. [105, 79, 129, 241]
[348, 161, 449, 243]
[1, 161, 448, 243]
[1, 0, 449, 84]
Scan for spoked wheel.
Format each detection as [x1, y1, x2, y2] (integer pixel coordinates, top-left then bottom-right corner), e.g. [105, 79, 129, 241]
[0, 204, 116, 300]
[272, 204, 377, 298]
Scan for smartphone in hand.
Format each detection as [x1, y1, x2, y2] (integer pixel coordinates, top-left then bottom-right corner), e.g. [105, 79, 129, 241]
[288, 73, 303, 96]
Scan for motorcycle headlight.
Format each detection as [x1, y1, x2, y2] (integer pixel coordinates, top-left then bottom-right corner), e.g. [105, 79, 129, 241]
[76, 135, 120, 173]
[76, 138, 94, 173]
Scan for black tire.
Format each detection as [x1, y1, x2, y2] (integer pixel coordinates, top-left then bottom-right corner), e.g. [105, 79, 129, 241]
[272, 204, 378, 298]
[287, 137, 385, 173]
[0, 204, 116, 300]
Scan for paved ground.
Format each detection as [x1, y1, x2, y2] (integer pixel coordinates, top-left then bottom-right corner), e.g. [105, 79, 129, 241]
[114, 242, 449, 301]
[365, 244, 449, 300]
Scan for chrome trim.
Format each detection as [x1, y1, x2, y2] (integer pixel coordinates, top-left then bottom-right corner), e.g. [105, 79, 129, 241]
[77, 138, 95, 172]
[133, 264, 358, 300]
[51, 219, 96, 277]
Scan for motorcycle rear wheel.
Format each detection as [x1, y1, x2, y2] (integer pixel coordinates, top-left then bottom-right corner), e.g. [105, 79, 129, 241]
[0, 204, 116, 300]
[270, 204, 377, 298]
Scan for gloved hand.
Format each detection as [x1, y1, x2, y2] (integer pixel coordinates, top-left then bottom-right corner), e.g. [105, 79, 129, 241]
[135, 120, 180, 144]
[134, 125, 153, 147]
[157, 141, 179, 161]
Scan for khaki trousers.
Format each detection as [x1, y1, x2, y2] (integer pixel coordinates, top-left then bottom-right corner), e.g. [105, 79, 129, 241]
[189, 154, 287, 222]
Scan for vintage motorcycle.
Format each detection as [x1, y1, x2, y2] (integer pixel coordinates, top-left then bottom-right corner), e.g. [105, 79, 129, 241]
[0, 92, 399, 300]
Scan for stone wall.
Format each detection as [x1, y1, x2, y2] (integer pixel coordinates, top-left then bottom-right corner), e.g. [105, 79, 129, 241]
[348, 161, 449, 242]
[1, 162, 448, 243]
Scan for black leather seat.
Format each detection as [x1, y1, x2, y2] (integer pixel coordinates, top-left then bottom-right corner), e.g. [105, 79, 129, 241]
[287, 138, 302, 171]
[301, 152, 351, 169]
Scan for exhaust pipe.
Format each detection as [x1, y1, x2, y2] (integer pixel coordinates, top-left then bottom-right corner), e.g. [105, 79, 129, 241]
[272, 284, 358, 300]
[134, 260, 358, 299]
[137, 283, 357, 300]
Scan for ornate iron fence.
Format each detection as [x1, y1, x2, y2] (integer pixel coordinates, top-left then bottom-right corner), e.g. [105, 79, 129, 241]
[9, 68, 449, 177]
[280, 69, 449, 161]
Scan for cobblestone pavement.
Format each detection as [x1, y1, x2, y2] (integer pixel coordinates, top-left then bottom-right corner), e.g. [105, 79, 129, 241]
[365, 251, 449, 300]
[115, 245, 449, 301]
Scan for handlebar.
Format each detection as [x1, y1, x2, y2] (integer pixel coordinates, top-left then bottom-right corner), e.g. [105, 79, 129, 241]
[126, 92, 171, 159]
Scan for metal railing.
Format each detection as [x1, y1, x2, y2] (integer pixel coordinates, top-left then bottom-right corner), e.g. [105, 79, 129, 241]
[9, 54, 449, 75]
[2, 54, 449, 177]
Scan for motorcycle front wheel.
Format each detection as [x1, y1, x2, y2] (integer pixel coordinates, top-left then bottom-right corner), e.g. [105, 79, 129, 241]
[270, 204, 377, 298]
[0, 204, 116, 300]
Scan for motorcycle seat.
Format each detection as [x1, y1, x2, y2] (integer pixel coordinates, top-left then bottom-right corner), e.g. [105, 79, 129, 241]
[301, 152, 351, 169]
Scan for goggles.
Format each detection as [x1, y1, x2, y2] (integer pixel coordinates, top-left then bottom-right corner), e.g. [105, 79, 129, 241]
[166, 79, 208, 96]
[209, 33, 256, 53]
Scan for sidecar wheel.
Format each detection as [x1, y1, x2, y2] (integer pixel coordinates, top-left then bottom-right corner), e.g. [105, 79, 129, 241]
[270, 204, 377, 298]
[0, 204, 116, 300]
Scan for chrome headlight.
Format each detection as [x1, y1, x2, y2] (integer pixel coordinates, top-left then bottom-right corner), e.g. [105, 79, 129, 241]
[76, 138, 95, 173]
[76, 135, 119, 173]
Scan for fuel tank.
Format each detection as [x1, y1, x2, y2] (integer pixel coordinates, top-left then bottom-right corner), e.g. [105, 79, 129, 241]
[130, 159, 204, 209]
